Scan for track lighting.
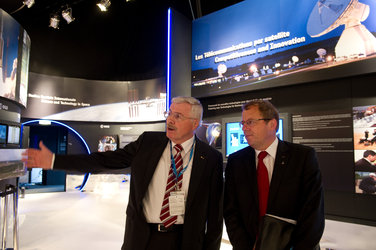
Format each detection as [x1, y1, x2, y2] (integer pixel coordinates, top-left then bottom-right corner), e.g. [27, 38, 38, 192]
[49, 15, 60, 29]
[23, 0, 35, 8]
[62, 7, 75, 24]
[97, 0, 111, 12]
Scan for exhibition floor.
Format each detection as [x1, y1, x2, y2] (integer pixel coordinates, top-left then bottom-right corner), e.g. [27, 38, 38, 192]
[17, 180, 376, 250]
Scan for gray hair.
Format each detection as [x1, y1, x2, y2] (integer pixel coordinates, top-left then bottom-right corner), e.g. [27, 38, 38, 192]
[171, 96, 203, 122]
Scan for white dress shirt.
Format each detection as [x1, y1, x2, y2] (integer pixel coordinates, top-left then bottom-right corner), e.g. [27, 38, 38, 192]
[255, 137, 279, 183]
[142, 136, 195, 224]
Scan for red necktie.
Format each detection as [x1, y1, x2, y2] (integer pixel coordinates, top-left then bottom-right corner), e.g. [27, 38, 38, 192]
[257, 151, 269, 218]
[159, 144, 183, 228]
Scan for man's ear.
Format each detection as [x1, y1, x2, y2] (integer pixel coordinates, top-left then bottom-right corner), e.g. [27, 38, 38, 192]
[193, 119, 200, 130]
[270, 119, 278, 131]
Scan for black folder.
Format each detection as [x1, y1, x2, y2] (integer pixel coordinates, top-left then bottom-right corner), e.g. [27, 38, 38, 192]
[255, 214, 295, 250]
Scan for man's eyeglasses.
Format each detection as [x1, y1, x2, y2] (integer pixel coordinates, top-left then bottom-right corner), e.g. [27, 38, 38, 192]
[164, 111, 196, 121]
[239, 118, 271, 128]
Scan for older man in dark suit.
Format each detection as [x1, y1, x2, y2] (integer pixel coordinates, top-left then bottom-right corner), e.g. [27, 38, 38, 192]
[224, 100, 324, 250]
[23, 96, 224, 250]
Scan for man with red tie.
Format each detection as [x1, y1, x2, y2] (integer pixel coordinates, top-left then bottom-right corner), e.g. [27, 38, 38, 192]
[23, 96, 224, 250]
[224, 99, 324, 250]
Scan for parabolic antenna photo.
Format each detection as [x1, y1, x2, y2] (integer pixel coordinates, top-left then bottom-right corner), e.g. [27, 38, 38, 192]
[307, 0, 352, 37]
[307, 0, 376, 60]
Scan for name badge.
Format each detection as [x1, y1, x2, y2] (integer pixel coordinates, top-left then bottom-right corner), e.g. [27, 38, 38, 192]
[169, 191, 185, 216]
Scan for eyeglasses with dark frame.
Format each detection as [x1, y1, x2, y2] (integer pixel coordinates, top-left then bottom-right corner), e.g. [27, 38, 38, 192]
[164, 111, 196, 121]
[239, 118, 271, 128]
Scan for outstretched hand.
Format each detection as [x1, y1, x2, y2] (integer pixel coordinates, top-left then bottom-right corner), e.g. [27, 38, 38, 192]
[21, 141, 54, 170]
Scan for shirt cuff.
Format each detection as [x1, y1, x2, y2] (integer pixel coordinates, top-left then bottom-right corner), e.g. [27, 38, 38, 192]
[51, 153, 55, 169]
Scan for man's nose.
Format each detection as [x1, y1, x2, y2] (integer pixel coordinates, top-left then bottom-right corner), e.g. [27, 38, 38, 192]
[167, 116, 175, 123]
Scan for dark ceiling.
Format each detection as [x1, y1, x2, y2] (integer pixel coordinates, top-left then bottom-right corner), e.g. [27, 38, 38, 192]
[1, 0, 242, 81]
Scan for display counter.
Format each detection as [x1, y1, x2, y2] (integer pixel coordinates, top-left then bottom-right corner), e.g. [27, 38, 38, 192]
[0, 149, 27, 250]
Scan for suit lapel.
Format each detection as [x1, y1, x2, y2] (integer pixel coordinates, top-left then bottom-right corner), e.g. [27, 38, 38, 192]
[185, 138, 207, 212]
[242, 147, 259, 225]
[268, 140, 290, 209]
[244, 147, 258, 206]
[139, 135, 169, 205]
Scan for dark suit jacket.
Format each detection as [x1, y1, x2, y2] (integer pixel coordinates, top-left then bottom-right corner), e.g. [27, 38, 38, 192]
[355, 158, 376, 172]
[54, 131, 224, 250]
[224, 140, 324, 250]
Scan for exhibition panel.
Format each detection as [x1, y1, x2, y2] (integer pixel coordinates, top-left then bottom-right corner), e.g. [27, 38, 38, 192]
[0, 9, 30, 249]
[192, 0, 376, 98]
[190, 0, 376, 226]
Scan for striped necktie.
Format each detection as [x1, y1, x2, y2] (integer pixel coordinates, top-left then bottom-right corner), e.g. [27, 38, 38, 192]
[159, 144, 183, 228]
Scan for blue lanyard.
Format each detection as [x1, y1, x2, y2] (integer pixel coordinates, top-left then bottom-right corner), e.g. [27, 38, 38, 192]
[170, 140, 195, 183]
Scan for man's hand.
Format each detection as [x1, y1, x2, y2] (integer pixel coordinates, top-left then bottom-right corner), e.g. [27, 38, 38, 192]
[21, 141, 54, 170]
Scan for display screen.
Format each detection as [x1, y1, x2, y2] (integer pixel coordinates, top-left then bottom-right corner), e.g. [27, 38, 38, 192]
[353, 104, 376, 195]
[195, 121, 222, 149]
[98, 135, 117, 152]
[225, 119, 283, 157]
[225, 122, 249, 156]
[0, 124, 6, 144]
[0, 9, 31, 107]
[19, 30, 31, 107]
[7, 125, 20, 144]
[192, 0, 376, 98]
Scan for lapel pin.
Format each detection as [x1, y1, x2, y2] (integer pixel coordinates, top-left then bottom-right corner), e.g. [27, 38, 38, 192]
[281, 155, 287, 165]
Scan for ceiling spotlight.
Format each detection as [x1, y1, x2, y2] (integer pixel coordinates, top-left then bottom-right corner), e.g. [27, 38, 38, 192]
[23, 0, 35, 8]
[62, 7, 75, 24]
[49, 15, 60, 29]
[97, 0, 111, 12]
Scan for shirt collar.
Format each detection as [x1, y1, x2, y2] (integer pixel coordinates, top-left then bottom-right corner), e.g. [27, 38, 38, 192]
[172, 136, 195, 153]
[255, 137, 279, 159]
